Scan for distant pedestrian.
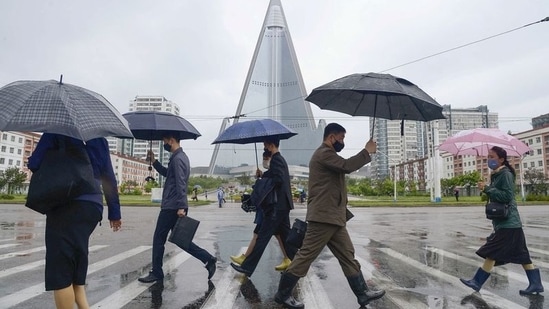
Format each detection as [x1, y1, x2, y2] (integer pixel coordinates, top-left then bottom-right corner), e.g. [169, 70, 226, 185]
[454, 188, 459, 201]
[217, 187, 225, 208]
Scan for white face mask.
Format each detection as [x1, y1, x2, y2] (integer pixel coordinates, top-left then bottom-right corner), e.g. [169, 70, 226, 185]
[262, 159, 270, 169]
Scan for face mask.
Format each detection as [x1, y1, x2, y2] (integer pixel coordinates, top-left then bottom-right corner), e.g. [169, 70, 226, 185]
[263, 148, 272, 157]
[488, 159, 499, 170]
[163, 143, 172, 152]
[262, 159, 270, 169]
[333, 141, 345, 152]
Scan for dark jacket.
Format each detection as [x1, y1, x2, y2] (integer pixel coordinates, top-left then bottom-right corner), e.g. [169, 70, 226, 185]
[483, 166, 521, 230]
[153, 147, 189, 210]
[251, 177, 277, 210]
[263, 152, 293, 211]
[28, 133, 121, 220]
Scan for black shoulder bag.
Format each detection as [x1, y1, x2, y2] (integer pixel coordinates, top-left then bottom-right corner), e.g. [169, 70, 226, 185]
[26, 136, 99, 214]
[485, 201, 510, 220]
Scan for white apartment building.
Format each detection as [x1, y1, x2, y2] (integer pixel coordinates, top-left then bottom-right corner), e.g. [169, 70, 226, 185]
[0, 131, 26, 171]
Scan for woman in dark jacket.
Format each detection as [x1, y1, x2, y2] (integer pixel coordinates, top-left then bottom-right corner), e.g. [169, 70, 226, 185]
[28, 133, 122, 309]
[460, 146, 544, 295]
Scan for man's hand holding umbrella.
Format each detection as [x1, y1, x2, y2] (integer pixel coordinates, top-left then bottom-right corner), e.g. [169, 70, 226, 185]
[365, 139, 377, 154]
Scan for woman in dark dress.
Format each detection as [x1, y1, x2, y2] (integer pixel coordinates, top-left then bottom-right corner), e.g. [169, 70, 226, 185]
[459, 146, 544, 295]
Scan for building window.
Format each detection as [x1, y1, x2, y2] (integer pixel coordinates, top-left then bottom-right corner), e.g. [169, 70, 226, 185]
[0, 158, 4, 164]
[17, 149, 22, 155]
[9, 147, 14, 154]
[536, 137, 541, 143]
[1, 146, 5, 152]
[528, 139, 533, 145]
[18, 137, 23, 143]
[2, 133, 6, 140]
[537, 149, 542, 155]
[538, 161, 543, 167]
[530, 162, 535, 168]
[10, 136, 15, 142]
[16, 160, 21, 166]
[523, 162, 528, 168]
[8, 159, 13, 165]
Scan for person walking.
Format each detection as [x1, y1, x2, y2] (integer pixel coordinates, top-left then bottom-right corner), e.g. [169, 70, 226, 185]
[138, 132, 217, 283]
[217, 187, 225, 208]
[460, 146, 544, 295]
[274, 123, 385, 309]
[230, 137, 293, 277]
[230, 150, 291, 271]
[454, 187, 460, 201]
[28, 133, 122, 309]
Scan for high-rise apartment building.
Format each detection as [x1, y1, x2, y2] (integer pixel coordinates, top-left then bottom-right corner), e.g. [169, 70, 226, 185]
[372, 104, 498, 181]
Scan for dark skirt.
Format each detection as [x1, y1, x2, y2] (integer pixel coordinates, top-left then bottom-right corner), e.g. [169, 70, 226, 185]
[476, 228, 532, 266]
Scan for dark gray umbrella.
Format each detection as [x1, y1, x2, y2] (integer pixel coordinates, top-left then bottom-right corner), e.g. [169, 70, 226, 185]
[122, 111, 201, 141]
[306, 73, 445, 122]
[0, 77, 133, 141]
[122, 110, 201, 182]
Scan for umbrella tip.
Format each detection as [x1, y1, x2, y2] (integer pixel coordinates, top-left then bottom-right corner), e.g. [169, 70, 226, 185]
[59, 74, 63, 84]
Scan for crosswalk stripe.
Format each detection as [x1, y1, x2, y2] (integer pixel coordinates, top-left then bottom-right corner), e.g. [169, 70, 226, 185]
[378, 248, 527, 309]
[91, 250, 191, 309]
[0, 246, 46, 261]
[0, 238, 14, 243]
[0, 245, 151, 309]
[0, 244, 18, 249]
[426, 246, 549, 287]
[300, 271, 335, 309]
[0, 245, 108, 279]
[202, 247, 247, 309]
[466, 246, 549, 269]
[356, 255, 429, 309]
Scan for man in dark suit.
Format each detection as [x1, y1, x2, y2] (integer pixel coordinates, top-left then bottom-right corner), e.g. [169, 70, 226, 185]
[231, 137, 293, 277]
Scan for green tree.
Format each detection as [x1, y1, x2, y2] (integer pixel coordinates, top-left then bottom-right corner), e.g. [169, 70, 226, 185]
[524, 168, 549, 195]
[236, 173, 253, 186]
[144, 180, 159, 193]
[0, 167, 28, 194]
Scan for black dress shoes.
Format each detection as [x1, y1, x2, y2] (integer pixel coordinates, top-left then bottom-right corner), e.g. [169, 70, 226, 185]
[231, 262, 252, 277]
[206, 257, 217, 279]
[138, 272, 162, 283]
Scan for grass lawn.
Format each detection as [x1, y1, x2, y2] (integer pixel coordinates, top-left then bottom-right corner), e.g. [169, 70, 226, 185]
[1, 194, 547, 207]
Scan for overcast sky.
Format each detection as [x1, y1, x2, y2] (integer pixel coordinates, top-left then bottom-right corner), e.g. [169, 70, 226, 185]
[1, 1, 547, 166]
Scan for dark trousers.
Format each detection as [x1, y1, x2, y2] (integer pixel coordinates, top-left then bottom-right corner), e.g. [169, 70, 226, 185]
[240, 208, 291, 275]
[151, 208, 212, 278]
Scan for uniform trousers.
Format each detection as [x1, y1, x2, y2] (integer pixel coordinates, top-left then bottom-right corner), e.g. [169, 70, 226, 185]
[286, 221, 361, 278]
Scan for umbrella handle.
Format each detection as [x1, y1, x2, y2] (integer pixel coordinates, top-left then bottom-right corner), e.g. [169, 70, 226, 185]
[254, 143, 259, 169]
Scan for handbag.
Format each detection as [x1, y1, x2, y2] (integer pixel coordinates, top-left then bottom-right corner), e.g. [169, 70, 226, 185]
[168, 216, 200, 251]
[26, 137, 98, 214]
[240, 193, 256, 213]
[285, 218, 307, 260]
[485, 201, 510, 220]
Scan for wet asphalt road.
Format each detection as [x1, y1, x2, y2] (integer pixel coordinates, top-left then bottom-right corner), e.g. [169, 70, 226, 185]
[0, 202, 547, 309]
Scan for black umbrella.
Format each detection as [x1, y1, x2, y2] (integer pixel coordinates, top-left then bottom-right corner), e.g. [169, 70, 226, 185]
[122, 111, 201, 181]
[306, 73, 445, 136]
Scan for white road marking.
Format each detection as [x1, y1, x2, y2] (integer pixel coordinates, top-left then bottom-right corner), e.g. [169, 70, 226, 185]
[0, 246, 46, 261]
[0, 245, 107, 279]
[378, 248, 527, 309]
[0, 244, 18, 249]
[202, 247, 246, 309]
[91, 250, 191, 309]
[0, 245, 151, 309]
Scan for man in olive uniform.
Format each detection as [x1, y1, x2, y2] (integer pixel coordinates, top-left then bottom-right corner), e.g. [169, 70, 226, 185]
[274, 123, 385, 309]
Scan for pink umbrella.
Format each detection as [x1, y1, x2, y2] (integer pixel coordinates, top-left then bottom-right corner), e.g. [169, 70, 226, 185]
[438, 128, 531, 157]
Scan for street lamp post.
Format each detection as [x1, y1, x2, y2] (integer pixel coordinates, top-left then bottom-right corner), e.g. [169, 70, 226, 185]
[393, 164, 397, 202]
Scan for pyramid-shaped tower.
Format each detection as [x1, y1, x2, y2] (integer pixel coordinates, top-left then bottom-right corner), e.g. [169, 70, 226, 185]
[208, 0, 324, 175]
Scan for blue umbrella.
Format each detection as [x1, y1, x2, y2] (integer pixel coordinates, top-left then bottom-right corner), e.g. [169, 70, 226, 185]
[211, 119, 297, 167]
[211, 119, 296, 144]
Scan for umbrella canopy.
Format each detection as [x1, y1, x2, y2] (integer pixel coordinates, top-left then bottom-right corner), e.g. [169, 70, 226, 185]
[0, 78, 133, 141]
[211, 119, 297, 144]
[438, 128, 531, 157]
[305, 72, 445, 122]
[122, 111, 201, 141]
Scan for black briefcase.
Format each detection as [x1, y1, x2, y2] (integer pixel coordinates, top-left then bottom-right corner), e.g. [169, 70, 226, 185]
[168, 216, 200, 250]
